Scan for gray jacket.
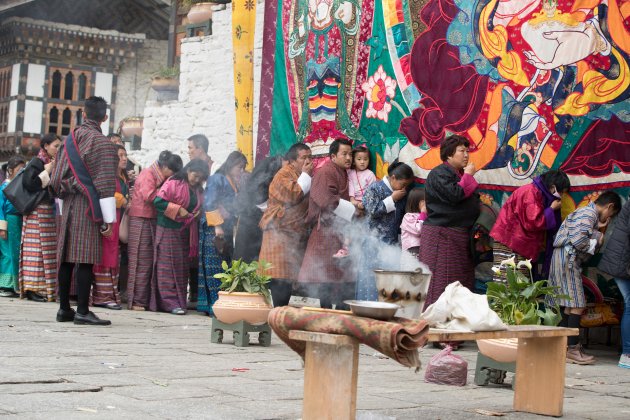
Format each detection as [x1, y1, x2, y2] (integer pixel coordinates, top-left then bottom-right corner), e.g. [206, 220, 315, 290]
[598, 199, 630, 280]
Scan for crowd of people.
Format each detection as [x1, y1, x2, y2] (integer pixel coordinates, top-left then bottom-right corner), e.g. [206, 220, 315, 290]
[0, 96, 628, 369]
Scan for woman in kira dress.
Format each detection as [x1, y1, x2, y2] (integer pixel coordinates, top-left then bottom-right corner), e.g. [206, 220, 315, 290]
[91, 145, 129, 310]
[18, 133, 61, 302]
[197, 151, 247, 315]
[0, 156, 27, 297]
[126, 151, 182, 311]
[150, 159, 208, 315]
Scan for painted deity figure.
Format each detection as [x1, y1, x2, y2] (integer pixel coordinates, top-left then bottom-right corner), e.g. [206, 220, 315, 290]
[288, 0, 362, 157]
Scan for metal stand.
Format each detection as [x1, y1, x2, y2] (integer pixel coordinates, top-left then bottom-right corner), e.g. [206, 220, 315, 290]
[210, 318, 271, 347]
[186, 20, 212, 37]
[474, 352, 515, 387]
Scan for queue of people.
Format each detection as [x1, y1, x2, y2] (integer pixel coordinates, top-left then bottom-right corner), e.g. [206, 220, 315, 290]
[0, 97, 628, 369]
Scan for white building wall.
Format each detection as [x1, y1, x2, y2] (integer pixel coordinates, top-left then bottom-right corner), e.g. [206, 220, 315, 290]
[115, 39, 168, 126]
[25, 64, 46, 97]
[10, 64, 20, 96]
[23, 100, 43, 134]
[135, 1, 264, 169]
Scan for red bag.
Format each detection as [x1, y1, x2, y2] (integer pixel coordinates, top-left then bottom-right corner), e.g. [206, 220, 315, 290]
[424, 346, 468, 386]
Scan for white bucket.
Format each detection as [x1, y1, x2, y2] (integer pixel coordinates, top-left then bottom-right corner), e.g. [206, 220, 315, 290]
[374, 268, 431, 319]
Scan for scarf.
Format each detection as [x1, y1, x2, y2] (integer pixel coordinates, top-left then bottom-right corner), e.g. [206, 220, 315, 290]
[37, 148, 52, 165]
[157, 178, 203, 258]
[64, 129, 102, 223]
[532, 176, 561, 279]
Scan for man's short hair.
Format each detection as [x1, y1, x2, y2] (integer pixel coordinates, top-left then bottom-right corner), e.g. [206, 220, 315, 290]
[188, 134, 209, 154]
[84, 96, 108, 121]
[329, 138, 352, 157]
[284, 143, 310, 161]
[595, 191, 622, 213]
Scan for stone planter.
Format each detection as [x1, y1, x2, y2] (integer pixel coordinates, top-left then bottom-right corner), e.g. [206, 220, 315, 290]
[119, 117, 143, 138]
[213, 291, 272, 326]
[187, 2, 214, 23]
[476, 338, 518, 363]
[151, 77, 179, 102]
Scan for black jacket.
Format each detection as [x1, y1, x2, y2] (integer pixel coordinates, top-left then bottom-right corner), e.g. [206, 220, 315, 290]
[425, 163, 480, 228]
[22, 157, 54, 203]
[598, 200, 630, 280]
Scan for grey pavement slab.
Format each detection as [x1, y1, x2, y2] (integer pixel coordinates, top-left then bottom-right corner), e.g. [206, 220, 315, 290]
[1, 298, 629, 419]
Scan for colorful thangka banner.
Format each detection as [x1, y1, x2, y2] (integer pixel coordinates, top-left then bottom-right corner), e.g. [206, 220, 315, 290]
[258, 0, 630, 211]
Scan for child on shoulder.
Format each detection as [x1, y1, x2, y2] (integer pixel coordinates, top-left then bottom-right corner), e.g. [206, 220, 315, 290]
[400, 188, 427, 270]
[333, 145, 376, 258]
[547, 191, 622, 365]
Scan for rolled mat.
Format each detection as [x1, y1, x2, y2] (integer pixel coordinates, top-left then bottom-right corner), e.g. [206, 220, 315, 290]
[268, 306, 430, 370]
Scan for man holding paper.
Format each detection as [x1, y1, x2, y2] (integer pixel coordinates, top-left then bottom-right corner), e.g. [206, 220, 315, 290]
[297, 139, 359, 309]
[51, 96, 119, 326]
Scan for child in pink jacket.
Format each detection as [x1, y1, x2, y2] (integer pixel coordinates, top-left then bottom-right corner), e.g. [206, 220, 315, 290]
[400, 188, 426, 270]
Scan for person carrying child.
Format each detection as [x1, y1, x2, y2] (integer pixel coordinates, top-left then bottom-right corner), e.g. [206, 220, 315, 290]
[547, 191, 622, 365]
[333, 145, 376, 258]
[400, 188, 427, 270]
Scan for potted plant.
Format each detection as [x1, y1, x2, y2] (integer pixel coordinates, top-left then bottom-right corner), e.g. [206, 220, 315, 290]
[151, 66, 179, 101]
[477, 257, 568, 362]
[119, 117, 143, 139]
[212, 259, 273, 325]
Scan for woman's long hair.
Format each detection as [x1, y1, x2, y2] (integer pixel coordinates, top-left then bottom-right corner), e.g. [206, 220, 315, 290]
[216, 151, 247, 177]
[171, 159, 210, 184]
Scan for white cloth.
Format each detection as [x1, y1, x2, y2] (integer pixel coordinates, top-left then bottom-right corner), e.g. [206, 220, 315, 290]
[38, 170, 50, 188]
[297, 172, 312, 195]
[333, 198, 355, 222]
[421, 282, 507, 331]
[381, 176, 395, 212]
[99, 197, 117, 223]
[255, 201, 268, 211]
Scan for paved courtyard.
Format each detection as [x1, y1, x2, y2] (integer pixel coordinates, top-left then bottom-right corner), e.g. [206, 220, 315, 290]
[1, 298, 629, 419]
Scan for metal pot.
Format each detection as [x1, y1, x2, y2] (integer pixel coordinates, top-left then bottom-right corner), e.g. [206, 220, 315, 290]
[374, 268, 431, 319]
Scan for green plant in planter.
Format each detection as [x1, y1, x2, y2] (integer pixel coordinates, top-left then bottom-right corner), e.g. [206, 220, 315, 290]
[214, 259, 272, 304]
[152, 66, 180, 80]
[486, 257, 569, 326]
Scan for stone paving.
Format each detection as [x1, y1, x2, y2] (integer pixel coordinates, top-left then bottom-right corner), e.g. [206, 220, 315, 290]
[1, 298, 629, 419]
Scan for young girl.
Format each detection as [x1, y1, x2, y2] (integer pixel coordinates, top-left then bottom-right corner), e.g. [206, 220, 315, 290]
[91, 145, 129, 310]
[333, 146, 376, 258]
[150, 159, 208, 315]
[357, 162, 414, 301]
[400, 188, 427, 270]
[547, 191, 622, 364]
[0, 156, 26, 297]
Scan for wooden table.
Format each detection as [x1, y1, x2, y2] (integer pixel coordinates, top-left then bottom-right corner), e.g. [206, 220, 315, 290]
[290, 325, 579, 419]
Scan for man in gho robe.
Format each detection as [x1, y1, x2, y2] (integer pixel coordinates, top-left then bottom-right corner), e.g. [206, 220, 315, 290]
[258, 143, 313, 307]
[296, 139, 359, 309]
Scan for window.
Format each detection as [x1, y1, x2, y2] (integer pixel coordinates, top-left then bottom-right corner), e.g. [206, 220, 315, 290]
[78, 73, 87, 100]
[48, 106, 59, 134]
[61, 107, 72, 135]
[75, 109, 82, 126]
[51, 70, 61, 98]
[64, 72, 74, 100]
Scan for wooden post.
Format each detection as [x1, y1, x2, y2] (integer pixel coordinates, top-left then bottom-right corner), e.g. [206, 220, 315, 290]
[290, 331, 359, 420]
[514, 336, 567, 416]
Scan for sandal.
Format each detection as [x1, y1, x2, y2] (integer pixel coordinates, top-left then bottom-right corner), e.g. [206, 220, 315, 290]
[171, 308, 186, 315]
[131, 305, 146, 311]
[333, 247, 349, 259]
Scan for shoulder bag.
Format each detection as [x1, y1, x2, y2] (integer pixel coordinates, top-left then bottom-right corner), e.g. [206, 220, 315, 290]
[3, 159, 47, 214]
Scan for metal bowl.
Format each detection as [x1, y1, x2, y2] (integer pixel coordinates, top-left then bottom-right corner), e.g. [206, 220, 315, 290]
[343, 300, 400, 321]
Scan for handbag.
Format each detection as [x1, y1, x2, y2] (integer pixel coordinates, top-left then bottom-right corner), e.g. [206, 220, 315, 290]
[3, 159, 47, 214]
[118, 209, 130, 244]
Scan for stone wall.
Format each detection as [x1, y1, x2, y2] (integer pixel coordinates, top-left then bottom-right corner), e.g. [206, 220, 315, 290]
[115, 39, 168, 127]
[133, 2, 264, 169]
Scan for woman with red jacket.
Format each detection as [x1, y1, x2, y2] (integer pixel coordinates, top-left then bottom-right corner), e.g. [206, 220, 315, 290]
[490, 170, 570, 280]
